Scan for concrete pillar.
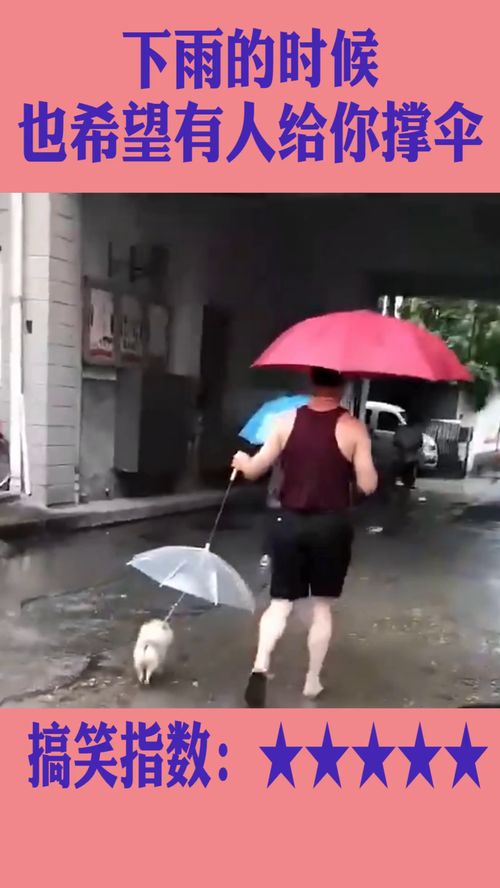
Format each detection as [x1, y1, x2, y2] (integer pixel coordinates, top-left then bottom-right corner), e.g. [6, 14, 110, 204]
[167, 242, 206, 379]
[23, 193, 82, 506]
[168, 301, 204, 379]
[165, 233, 209, 487]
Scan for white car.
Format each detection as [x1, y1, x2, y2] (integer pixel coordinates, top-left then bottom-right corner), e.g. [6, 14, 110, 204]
[364, 400, 438, 472]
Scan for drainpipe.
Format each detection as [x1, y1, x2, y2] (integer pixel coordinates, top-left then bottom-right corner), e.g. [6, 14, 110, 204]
[394, 295, 404, 318]
[9, 193, 23, 495]
[20, 391, 31, 495]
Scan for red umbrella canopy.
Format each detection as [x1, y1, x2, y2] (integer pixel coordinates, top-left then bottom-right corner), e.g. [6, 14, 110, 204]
[253, 310, 472, 382]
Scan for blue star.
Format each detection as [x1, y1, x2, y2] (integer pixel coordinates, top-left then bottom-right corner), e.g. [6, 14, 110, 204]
[260, 723, 302, 787]
[353, 723, 394, 787]
[399, 724, 441, 787]
[306, 724, 348, 787]
[446, 723, 487, 788]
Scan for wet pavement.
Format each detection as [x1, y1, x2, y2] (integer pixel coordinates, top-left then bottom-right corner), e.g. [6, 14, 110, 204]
[1, 478, 500, 708]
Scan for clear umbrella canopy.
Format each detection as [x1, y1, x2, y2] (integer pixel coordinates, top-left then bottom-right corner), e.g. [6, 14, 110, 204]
[128, 544, 255, 614]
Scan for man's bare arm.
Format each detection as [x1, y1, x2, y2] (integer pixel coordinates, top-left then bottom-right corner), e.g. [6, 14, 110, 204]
[352, 422, 378, 495]
[232, 424, 284, 481]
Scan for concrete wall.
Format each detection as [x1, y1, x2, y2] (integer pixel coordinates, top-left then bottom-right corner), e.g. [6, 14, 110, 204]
[299, 195, 500, 282]
[79, 194, 190, 498]
[23, 193, 82, 505]
[468, 390, 500, 469]
[195, 200, 376, 469]
[80, 195, 153, 498]
[80, 375, 117, 499]
[78, 195, 294, 492]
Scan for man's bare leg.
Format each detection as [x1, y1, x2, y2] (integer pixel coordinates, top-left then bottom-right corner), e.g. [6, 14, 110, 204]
[303, 598, 333, 698]
[245, 599, 293, 706]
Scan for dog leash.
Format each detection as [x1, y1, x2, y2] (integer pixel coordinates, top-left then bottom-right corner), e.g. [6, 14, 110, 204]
[204, 468, 237, 552]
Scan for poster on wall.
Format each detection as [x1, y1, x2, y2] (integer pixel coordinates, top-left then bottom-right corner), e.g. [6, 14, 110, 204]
[86, 288, 115, 364]
[119, 294, 144, 364]
[147, 304, 169, 364]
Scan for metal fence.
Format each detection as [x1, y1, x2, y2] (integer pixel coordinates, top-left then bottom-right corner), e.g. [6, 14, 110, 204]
[426, 420, 473, 477]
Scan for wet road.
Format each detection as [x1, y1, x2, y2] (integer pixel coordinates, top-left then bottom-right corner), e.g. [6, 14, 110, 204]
[2, 479, 500, 708]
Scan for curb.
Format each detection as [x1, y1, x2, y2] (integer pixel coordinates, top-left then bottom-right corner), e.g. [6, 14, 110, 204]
[0, 487, 256, 540]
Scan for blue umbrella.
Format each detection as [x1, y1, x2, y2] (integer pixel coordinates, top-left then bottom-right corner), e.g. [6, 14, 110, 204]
[239, 394, 311, 445]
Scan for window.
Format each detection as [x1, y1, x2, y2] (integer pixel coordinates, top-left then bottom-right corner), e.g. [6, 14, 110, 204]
[364, 409, 372, 426]
[377, 411, 400, 432]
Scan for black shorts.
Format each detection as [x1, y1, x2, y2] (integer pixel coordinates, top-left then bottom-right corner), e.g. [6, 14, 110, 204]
[269, 509, 354, 601]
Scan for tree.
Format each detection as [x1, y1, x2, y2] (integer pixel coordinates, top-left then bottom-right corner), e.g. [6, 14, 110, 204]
[400, 299, 500, 410]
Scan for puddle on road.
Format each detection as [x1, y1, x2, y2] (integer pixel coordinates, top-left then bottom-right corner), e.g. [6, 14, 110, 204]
[0, 578, 216, 705]
[22, 579, 213, 631]
[451, 502, 500, 526]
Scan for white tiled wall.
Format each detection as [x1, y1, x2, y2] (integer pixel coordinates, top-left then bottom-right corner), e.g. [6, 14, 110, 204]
[23, 193, 82, 505]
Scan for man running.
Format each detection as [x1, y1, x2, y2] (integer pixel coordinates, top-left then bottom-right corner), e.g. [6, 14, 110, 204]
[232, 367, 378, 707]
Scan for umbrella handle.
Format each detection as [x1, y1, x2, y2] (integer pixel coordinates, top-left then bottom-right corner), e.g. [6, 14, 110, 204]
[164, 591, 186, 624]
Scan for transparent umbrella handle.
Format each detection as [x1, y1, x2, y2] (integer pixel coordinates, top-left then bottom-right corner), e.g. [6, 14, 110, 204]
[164, 591, 187, 623]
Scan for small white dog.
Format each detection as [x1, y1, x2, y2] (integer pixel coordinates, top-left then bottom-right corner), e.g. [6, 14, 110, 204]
[133, 618, 174, 685]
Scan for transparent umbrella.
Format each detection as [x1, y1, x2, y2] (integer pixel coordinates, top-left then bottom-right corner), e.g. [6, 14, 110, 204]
[128, 470, 255, 619]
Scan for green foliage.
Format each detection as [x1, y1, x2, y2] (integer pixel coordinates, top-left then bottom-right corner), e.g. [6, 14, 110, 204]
[400, 299, 500, 410]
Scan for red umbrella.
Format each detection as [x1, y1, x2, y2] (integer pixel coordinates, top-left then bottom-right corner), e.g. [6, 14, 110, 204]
[253, 310, 472, 382]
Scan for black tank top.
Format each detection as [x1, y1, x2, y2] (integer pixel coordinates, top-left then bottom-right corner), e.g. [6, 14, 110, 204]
[279, 406, 353, 512]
